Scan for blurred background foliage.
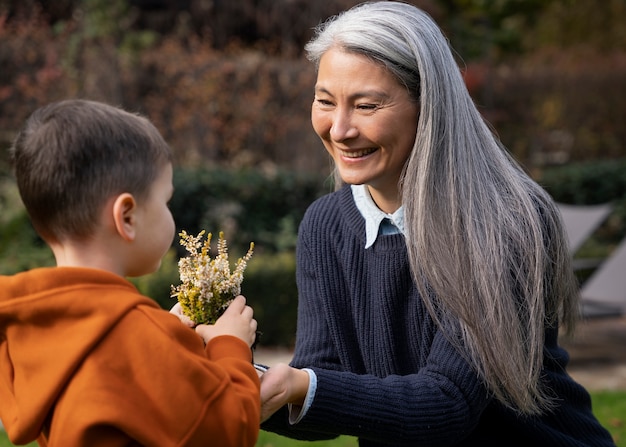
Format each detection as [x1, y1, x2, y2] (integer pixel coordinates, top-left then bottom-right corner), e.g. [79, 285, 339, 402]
[1, 0, 625, 347]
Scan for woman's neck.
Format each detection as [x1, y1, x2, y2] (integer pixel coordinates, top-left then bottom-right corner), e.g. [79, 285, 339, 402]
[366, 185, 401, 214]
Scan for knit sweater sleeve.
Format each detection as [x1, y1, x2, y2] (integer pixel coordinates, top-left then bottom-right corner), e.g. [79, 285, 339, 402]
[263, 189, 491, 446]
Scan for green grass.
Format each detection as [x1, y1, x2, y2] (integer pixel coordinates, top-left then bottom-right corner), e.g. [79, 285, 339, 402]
[0, 430, 356, 447]
[0, 433, 36, 447]
[591, 390, 626, 446]
[255, 432, 357, 446]
[1, 391, 623, 446]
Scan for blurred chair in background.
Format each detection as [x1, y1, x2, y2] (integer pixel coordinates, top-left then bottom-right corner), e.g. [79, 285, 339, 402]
[557, 202, 625, 318]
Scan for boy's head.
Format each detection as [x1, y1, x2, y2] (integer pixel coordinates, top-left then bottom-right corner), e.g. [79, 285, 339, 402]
[10, 99, 173, 244]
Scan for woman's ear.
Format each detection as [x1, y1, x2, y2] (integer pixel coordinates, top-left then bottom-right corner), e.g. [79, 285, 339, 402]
[112, 193, 137, 241]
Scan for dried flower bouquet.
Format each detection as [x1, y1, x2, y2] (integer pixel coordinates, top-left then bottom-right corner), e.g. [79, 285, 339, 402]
[171, 230, 254, 325]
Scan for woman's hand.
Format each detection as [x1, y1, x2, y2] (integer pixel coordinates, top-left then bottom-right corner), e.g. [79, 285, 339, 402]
[195, 296, 258, 347]
[260, 363, 310, 422]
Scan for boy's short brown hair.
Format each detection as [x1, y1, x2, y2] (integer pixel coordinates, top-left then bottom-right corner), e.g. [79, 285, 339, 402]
[10, 99, 173, 243]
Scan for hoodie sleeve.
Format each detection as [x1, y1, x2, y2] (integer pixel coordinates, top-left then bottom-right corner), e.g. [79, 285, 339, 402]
[45, 305, 260, 447]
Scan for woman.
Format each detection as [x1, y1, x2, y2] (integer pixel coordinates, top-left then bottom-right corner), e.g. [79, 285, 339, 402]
[258, 2, 615, 446]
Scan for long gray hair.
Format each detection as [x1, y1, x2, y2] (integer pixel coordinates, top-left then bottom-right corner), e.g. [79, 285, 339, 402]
[306, 1, 579, 415]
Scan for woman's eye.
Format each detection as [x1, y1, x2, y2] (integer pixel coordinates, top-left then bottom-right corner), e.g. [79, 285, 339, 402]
[357, 103, 378, 110]
[315, 98, 334, 107]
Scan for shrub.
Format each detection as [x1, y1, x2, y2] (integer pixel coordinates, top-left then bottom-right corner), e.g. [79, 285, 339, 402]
[538, 158, 626, 245]
[242, 251, 298, 348]
[137, 166, 327, 346]
[170, 166, 329, 255]
[134, 249, 299, 347]
[0, 178, 54, 274]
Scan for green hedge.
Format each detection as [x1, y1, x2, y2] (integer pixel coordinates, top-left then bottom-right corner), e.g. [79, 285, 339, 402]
[133, 249, 299, 347]
[148, 167, 327, 346]
[242, 252, 298, 348]
[3, 161, 625, 347]
[171, 167, 330, 255]
[538, 158, 626, 249]
[538, 158, 626, 205]
[0, 167, 325, 347]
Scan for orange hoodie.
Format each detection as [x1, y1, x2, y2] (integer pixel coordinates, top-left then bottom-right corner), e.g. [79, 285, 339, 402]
[0, 267, 260, 446]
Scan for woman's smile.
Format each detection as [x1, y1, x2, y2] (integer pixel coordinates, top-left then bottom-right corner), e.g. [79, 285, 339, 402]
[338, 147, 379, 159]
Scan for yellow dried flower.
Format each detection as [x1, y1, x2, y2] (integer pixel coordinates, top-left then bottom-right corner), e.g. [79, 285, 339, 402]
[171, 230, 254, 324]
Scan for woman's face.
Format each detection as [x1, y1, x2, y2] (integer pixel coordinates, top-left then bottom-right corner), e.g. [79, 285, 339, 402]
[311, 47, 418, 211]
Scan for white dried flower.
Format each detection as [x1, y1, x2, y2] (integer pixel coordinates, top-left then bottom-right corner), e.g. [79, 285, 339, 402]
[171, 230, 254, 324]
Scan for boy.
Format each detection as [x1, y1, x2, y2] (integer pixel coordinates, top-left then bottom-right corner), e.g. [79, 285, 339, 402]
[0, 99, 260, 446]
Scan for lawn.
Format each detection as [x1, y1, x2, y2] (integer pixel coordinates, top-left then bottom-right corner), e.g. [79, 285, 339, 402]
[1, 390, 623, 446]
[0, 430, 357, 447]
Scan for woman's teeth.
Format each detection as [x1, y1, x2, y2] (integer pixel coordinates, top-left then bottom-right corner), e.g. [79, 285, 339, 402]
[340, 148, 377, 158]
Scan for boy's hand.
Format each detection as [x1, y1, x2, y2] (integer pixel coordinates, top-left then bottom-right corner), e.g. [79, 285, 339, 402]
[195, 296, 257, 347]
[169, 302, 195, 328]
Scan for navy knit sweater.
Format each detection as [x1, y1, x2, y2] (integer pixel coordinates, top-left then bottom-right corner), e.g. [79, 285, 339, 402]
[262, 185, 615, 447]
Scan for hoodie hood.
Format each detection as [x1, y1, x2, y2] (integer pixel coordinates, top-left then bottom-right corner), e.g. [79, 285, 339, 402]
[0, 267, 157, 444]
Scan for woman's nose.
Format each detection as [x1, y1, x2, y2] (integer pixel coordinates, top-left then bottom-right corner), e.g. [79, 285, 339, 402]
[329, 110, 358, 141]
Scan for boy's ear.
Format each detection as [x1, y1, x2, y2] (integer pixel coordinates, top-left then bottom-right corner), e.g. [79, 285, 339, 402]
[112, 193, 137, 241]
